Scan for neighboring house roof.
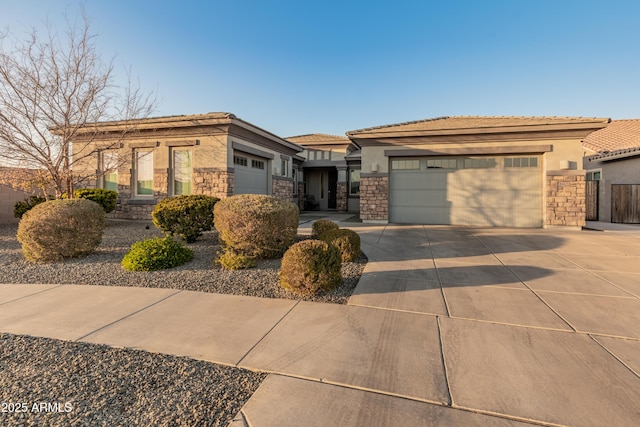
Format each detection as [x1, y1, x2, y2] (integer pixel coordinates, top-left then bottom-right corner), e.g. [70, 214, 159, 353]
[582, 119, 640, 154]
[287, 133, 360, 152]
[346, 116, 611, 138]
[586, 146, 640, 162]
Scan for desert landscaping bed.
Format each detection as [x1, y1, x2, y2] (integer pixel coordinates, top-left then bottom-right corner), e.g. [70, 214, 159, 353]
[0, 219, 367, 304]
[0, 333, 266, 426]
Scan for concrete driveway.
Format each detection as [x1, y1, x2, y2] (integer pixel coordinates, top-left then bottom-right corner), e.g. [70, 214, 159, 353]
[1, 221, 639, 426]
[236, 224, 640, 426]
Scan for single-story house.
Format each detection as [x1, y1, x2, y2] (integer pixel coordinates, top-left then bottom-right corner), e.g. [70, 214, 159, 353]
[346, 116, 611, 228]
[582, 119, 640, 223]
[285, 134, 361, 212]
[72, 112, 304, 219]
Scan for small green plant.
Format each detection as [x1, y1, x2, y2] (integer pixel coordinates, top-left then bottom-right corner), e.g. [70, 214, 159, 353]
[152, 195, 219, 243]
[17, 199, 105, 262]
[216, 249, 257, 270]
[311, 219, 339, 238]
[279, 240, 342, 296]
[319, 228, 361, 262]
[14, 195, 48, 219]
[214, 194, 299, 259]
[121, 236, 194, 271]
[74, 188, 118, 213]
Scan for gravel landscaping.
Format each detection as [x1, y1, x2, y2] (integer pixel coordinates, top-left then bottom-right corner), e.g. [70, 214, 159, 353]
[0, 218, 367, 425]
[0, 333, 266, 426]
[0, 219, 367, 304]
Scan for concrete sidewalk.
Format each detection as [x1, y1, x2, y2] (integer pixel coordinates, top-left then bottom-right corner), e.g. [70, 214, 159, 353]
[1, 221, 640, 426]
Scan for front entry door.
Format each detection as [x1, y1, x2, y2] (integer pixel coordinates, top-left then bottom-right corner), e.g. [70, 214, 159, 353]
[328, 170, 337, 209]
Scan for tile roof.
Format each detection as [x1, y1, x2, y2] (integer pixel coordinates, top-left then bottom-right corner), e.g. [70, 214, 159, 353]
[582, 119, 640, 153]
[286, 133, 350, 144]
[347, 116, 611, 135]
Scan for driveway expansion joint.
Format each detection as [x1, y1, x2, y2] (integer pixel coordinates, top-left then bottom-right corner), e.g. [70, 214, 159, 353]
[0, 283, 65, 306]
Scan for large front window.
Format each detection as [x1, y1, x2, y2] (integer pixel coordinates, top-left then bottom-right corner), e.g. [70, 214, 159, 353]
[172, 149, 192, 195]
[135, 150, 154, 196]
[102, 151, 118, 192]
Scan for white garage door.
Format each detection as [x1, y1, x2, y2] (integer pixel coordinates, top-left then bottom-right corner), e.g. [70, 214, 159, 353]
[389, 156, 542, 227]
[233, 152, 269, 195]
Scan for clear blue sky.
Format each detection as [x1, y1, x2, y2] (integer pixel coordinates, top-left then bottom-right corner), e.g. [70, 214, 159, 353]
[1, 0, 639, 137]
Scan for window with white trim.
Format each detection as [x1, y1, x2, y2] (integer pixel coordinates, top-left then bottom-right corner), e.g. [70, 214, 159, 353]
[134, 149, 154, 197]
[281, 158, 289, 177]
[586, 170, 601, 181]
[171, 148, 192, 195]
[427, 159, 457, 169]
[252, 159, 265, 169]
[101, 151, 118, 192]
[234, 155, 248, 166]
[464, 158, 496, 169]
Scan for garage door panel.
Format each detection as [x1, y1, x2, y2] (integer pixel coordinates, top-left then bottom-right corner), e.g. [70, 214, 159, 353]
[234, 152, 268, 195]
[390, 156, 542, 227]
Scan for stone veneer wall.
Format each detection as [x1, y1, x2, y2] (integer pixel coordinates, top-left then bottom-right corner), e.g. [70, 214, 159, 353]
[272, 176, 294, 203]
[546, 173, 586, 227]
[360, 174, 388, 221]
[336, 182, 348, 213]
[193, 168, 234, 199]
[111, 168, 234, 220]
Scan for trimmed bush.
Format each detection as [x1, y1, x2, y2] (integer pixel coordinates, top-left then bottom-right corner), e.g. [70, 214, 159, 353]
[152, 195, 220, 243]
[319, 228, 361, 262]
[214, 194, 299, 259]
[311, 219, 339, 238]
[216, 249, 256, 270]
[17, 199, 106, 262]
[279, 240, 342, 296]
[14, 196, 48, 219]
[74, 188, 118, 213]
[121, 236, 194, 271]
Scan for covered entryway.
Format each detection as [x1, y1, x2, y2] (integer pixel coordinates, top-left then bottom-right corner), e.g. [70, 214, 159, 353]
[389, 156, 543, 227]
[233, 151, 269, 194]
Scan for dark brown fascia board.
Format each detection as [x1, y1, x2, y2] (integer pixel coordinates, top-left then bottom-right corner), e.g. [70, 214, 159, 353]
[231, 141, 275, 160]
[228, 123, 301, 157]
[347, 121, 610, 139]
[383, 145, 552, 157]
[350, 128, 605, 147]
[231, 118, 303, 153]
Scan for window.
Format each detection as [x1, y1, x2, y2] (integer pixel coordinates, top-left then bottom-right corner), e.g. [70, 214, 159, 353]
[292, 167, 299, 195]
[252, 159, 265, 169]
[505, 157, 538, 168]
[172, 149, 192, 195]
[427, 159, 457, 169]
[281, 158, 289, 177]
[101, 151, 118, 191]
[349, 168, 361, 195]
[134, 150, 154, 196]
[234, 155, 248, 166]
[391, 159, 420, 170]
[464, 158, 496, 169]
[586, 170, 601, 181]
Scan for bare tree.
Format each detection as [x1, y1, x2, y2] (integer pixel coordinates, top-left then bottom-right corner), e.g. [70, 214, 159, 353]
[0, 11, 156, 197]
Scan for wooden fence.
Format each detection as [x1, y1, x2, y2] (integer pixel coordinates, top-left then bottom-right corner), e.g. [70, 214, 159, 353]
[585, 180, 599, 221]
[611, 184, 640, 223]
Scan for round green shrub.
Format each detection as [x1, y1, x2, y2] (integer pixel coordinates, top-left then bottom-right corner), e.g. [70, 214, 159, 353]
[216, 249, 256, 270]
[74, 188, 118, 213]
[279, 240, 342, 296]
[152, 195, 220, 243]
[14, 195, 48, 219]
[121, 236, 194, 271]
[311, 219, 339, 237]
[17, 199, 106, 262]
[214, 194, 299, 259]
[319, 228, 361, 262]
